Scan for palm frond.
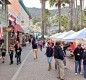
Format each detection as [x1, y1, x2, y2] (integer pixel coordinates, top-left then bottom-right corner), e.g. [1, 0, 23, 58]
[49, 0, 57, 7]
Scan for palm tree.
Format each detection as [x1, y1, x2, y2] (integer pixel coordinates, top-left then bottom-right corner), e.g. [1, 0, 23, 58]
[45, 9, 51, 34]
[68, 0, 75, 30]
[80, 0, 83, 29]
[49, 0, 69, 32]
[40, 0, 47, 39]
[75, 0, 78, 31]
[49, 0, 62, 32]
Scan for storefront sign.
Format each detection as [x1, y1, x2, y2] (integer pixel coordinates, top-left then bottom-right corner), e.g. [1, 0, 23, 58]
[3, 27, 12, 32]
[0, 12, 8, 27]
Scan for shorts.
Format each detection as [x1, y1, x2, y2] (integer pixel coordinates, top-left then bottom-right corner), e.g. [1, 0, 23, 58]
[63, 57, 66, 62]
[47, 57, 52, 63]
[2, 53, 6, 57]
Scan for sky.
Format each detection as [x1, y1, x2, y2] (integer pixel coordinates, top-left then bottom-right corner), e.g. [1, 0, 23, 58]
[23, 0, 86, 10]
[23, 0, 59, 10]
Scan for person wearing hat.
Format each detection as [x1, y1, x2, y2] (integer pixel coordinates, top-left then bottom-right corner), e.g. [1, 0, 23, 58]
[73, 44, 83, 75]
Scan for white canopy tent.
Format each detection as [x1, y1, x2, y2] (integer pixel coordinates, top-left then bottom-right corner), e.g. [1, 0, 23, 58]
[50, 33, 62, 38]
[38, 35, 48, 38]
[54, 31, 67, 39]
[63, 28, 86, 41]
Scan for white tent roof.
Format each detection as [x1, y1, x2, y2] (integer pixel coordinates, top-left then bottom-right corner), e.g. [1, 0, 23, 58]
[50, 33, 62, 38]
[63, 28, 86, 41]
[54, 31, 67, 39]
[38, 35, 48, 38]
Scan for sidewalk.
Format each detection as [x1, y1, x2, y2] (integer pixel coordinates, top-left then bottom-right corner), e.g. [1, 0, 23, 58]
[0, 45, 84, 80]
[0, 44, 31, 80]
[11, 47, 84, 80]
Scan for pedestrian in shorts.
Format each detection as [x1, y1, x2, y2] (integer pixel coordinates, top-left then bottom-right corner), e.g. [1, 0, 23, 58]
[1, 46, 6, 63]
[45, 43, 53, 71]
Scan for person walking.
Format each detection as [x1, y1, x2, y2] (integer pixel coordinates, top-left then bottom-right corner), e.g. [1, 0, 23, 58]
[1, 46, 6, 63]
[54, 41, 64, 80]
[61, 43, 70, 69]
[28, 38, 31, 44]
[39, 40, 43, 51]
[32, 38, 36, 46]
[32, 40, 38, 60]
[14, 41, 18, 58]
[82, 47, 86, 80]
[16, 44, 22, 65]
[14, 41, 22, 65]
[9, 45, 14, 65]
[73, 44, 83, 75]
[45, 43, 53, 71]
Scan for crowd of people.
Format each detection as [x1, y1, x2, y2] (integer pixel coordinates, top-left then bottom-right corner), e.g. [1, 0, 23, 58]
[1, 41, 22, 65]
[1, 37, 86, 80]
[31, 38, 86, 80]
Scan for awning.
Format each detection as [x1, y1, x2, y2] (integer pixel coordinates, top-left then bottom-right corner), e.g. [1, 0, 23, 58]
[11, 21, 24, 33]
[15, 24, 24, 33]
[9, 15, 16, 21]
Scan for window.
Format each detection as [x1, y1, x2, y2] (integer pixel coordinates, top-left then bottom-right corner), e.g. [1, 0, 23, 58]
[0, 4, 2, 12]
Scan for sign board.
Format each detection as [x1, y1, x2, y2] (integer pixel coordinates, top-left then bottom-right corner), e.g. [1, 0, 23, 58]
[0, 12, 8, 27]
[3, 27, 12, 32]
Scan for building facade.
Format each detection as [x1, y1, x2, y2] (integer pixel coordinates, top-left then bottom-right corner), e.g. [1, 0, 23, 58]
[0, 0, 11, 53]
[8, 0, 32, 32]
[8, 0, 32, 44]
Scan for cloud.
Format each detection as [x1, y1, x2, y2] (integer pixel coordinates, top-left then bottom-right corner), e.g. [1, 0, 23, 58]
[23, 0, 86, 9]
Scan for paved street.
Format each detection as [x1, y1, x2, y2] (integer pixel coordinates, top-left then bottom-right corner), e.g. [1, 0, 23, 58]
[0, 44, 31, 80]
[0, 45, 85, 80]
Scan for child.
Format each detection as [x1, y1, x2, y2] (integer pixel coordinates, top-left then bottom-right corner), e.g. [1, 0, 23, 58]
[9, 45, 14, 65]
[1, 46, 6, 63]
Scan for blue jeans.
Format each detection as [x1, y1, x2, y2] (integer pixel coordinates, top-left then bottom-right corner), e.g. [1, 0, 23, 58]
[75, 60, 81, 73]
[84, 65, 86, 78]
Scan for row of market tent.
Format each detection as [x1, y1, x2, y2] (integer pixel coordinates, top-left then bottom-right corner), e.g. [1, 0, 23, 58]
[50, 28, 86, 42]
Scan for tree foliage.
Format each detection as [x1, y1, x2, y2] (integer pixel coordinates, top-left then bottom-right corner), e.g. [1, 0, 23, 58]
[33, 17, 40, 25]
[45, 9, 51, 26]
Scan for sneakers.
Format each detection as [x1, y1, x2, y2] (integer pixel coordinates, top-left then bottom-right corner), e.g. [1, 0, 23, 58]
[57, 77, 64, 80]
[80, 72, 83, 75]
[84, 78, 86, 80]
[75, 73, 77, 75]
[57, 77, 60, 79]
[75, 72, 83, 75]
[2, 61, 4, 63]
[64, 66, 67, 69]
[48, 68, 50, 71]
